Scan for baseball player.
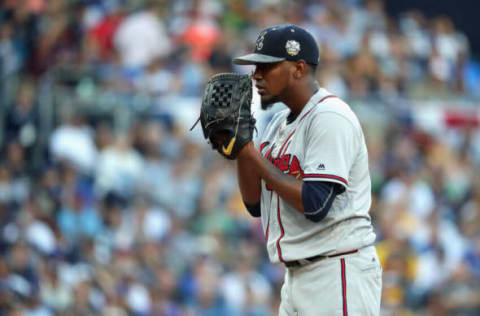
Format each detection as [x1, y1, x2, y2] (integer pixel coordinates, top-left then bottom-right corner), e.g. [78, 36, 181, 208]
[232, 24, 383, 315]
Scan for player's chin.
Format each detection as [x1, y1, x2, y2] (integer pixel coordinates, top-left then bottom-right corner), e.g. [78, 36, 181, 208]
[260, 96, 277, 110]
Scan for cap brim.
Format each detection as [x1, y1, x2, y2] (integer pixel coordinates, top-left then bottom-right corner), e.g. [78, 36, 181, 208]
[233, 53, 285, 65]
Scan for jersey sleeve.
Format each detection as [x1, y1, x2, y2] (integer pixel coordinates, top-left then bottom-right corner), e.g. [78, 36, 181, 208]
[301, 111, 358, 189]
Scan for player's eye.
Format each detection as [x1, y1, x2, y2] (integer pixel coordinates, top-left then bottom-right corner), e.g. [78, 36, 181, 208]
[254, 62, 280, 75]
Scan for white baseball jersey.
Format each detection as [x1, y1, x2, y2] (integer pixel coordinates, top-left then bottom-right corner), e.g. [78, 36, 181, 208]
[259, 88, 376, 264]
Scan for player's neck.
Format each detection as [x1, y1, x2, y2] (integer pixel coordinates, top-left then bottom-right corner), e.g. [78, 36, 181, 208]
[284, 80, 319, 116]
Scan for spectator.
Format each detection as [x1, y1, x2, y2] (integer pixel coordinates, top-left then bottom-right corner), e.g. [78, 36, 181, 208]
[49, 111, 98, 175]
[94, 132, 144, 199]
[4, 79, 38, 156]
[113, 5, 171, 69]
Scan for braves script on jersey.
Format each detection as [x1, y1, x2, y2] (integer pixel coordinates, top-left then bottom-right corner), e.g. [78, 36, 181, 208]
[259, 88, 376, 264]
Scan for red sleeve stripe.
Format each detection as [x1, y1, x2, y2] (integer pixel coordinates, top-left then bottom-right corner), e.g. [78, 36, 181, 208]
[302, 174, 348, 186]
[298, 95, 337, 123]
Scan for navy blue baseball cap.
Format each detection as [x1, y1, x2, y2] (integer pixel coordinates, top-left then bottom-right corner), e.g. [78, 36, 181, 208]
[233, 24, 319, 65]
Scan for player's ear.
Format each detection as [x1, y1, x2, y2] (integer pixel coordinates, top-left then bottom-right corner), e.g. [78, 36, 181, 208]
[293, 60, 307, 79]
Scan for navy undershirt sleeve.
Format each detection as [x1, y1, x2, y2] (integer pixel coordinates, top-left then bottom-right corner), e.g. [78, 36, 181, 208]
[243, 201, 261, 217]
[301, 181, 343, 222]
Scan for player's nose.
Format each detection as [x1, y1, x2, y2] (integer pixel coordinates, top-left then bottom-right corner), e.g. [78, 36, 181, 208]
[251, 70, 262, 82]
[251, 67, 263, 80]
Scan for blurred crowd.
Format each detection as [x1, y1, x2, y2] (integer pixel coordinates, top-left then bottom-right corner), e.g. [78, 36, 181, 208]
[0, 0, 479, 315]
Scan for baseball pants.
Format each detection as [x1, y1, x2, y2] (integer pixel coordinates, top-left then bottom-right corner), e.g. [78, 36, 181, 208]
[279, 245, 382, 316]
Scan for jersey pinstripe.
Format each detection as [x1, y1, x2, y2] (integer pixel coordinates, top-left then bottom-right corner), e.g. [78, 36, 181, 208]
[259, 88, 376, 263]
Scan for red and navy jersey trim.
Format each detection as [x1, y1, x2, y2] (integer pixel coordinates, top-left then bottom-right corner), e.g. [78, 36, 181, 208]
[302, 174, 348, 186]
[275, 195, 285, 263]
[341, 258, 348, 316]
[299, 95, 337, 123]
[277, 131, 295, 158]
[259, 141, 270, 153]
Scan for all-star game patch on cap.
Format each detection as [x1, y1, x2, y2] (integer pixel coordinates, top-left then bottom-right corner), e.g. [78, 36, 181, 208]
[233, 24, 319, 65]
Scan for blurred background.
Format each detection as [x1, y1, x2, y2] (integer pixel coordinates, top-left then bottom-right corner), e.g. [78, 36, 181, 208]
[0, 0, 479, 315]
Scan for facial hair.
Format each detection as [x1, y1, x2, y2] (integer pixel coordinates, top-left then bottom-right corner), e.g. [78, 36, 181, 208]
[260, 95, 280, 110]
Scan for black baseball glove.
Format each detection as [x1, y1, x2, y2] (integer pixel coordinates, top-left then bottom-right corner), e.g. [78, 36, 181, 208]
[191, 73, 256, 160]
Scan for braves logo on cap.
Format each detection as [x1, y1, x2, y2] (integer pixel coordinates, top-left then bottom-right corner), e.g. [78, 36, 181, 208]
[285, 40, 300, 56]
[256, 30, 268, 51]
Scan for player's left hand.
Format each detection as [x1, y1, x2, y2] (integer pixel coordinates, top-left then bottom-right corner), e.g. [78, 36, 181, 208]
[192, 73, 256, 160]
